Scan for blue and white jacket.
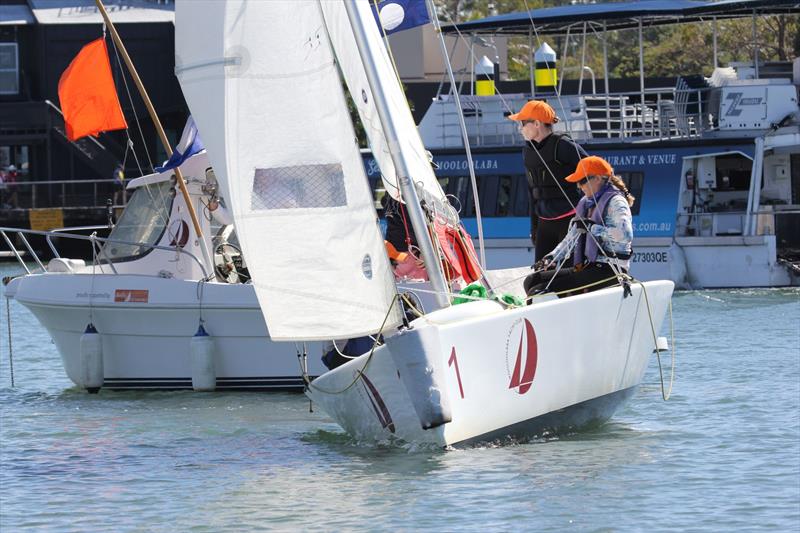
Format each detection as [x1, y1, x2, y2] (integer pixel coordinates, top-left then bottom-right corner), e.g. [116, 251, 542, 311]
[548, 185, 633, 270]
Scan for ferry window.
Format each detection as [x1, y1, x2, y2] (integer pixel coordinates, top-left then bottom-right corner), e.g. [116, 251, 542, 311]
[0, 43, 19, 95]
[619, 171, 644, 216]
[369, 176, 386, 211]
[513, 176, 530, 216]
[101, 180, 174, 262]
[715, 154, 753, 191]
[481, 175, 499, 217]
[496, 176, 513, 216]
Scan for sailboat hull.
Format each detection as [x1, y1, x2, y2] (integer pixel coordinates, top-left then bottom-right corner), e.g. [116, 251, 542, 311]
[306, 280, 673, 447]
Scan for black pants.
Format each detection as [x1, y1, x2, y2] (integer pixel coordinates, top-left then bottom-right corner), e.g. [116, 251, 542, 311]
[524, 263, 623, 299]
[532, 215, 572, 265]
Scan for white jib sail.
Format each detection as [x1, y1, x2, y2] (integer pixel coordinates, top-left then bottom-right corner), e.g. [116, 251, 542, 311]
[319, 0, 453, 220]
[175, 0, 402, 340]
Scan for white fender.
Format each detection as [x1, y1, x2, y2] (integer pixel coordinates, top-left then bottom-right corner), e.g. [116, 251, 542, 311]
[190, 324, 216, 391]
[79, 323, 103, 393]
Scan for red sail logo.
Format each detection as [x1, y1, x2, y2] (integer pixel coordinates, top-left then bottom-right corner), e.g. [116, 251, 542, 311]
[508, 319, 538, 394]
[360, 374, 395, 433]
[168, 219, 190, 248]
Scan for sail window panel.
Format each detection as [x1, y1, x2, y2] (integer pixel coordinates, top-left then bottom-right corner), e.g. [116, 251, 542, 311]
[251, 164, 347, 210]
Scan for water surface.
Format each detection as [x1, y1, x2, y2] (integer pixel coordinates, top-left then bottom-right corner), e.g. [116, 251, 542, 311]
[1, 263, 798, 531]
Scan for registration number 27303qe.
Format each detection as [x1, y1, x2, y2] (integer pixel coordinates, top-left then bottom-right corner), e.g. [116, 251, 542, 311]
[632, 251, 668, 263]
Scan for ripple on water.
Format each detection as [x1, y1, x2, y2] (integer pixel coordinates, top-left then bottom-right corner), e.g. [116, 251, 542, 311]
[1, 271, 799, 531]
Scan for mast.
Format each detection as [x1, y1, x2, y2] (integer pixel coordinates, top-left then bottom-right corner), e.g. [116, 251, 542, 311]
[94, 0, 212, 272]
[343, 1, 451, 309]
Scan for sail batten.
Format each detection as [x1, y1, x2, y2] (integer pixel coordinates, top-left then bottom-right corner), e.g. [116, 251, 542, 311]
[176, 0, 402, 340]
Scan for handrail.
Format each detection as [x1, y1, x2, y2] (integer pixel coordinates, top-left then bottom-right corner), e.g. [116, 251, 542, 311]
[0, 226, 210, 279]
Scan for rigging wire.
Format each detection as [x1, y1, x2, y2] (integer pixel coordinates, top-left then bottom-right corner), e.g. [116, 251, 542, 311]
[5, 297, 14, 387]
[108, 33, 154, 173]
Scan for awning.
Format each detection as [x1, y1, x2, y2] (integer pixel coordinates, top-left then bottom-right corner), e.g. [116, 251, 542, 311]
[29, 0, 174, 25]
[1, 4, 36, 25]
[441, 0, 799, 35]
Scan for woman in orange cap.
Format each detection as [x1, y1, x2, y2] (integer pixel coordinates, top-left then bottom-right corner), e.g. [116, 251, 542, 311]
[508, 100, 586, 265]
[523, 156, 635, 298]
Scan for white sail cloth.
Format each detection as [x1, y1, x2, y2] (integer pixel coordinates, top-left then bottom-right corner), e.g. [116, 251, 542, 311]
[319, 0, 452, 220]
[175, 0, 401, 340]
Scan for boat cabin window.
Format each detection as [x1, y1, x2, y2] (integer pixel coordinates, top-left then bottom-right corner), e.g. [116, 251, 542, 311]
[101, 180, 174, 262]
[714, 154, 753, 191]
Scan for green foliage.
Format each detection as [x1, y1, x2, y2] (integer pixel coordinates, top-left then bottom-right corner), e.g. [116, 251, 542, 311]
[434, 1, 798, 82]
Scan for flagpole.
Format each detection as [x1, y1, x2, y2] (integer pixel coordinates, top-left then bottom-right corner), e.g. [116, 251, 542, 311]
[93, 0, 212, 274]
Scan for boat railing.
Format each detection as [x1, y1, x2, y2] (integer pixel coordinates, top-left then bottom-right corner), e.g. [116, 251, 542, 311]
[0, 226, 209, 279]
[0, 178, 127, 210]
[675, 207, 800, 238]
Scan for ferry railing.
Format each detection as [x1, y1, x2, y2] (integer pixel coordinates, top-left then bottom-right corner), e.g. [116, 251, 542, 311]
[431, 85, 713, 148]
[0, 179, 126, 210]
[0, 226, 209, 279]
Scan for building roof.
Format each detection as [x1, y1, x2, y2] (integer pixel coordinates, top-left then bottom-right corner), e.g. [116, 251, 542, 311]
[29, 0, 173, 25]
[1, 4, 36, 25]
[441, 0, 799, 35]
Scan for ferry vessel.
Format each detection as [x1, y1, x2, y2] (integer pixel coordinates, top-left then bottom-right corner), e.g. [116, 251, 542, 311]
[365, 0, 799, 288]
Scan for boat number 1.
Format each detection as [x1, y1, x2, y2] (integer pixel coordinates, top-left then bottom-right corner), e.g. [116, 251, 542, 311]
[448, 347, 465, 399]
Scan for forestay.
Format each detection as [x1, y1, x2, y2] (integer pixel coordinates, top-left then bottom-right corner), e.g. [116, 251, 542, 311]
[319, 1, 453, 222]
[174, 0, 401, 340]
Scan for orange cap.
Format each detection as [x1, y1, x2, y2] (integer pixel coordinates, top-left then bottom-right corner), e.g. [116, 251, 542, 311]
[507, 100, 559, 124]
[565, 156, 614, 183]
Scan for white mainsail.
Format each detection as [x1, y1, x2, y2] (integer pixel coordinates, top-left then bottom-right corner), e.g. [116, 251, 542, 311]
[319, 0, 453, 221]
[175, 0, 402, 340]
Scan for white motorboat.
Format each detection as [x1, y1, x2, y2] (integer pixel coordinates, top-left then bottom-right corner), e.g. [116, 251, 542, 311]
[175, 0, 673, 446]
[3, 150, 326, 391]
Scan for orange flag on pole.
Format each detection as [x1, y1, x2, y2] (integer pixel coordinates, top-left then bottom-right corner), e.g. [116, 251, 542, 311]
[58, 38, 128, 141]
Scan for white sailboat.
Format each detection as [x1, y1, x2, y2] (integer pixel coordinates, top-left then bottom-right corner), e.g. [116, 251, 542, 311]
[175, 0, 673, 446]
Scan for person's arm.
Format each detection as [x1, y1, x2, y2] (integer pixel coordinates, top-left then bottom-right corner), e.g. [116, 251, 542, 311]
[589, 195, 633, 254]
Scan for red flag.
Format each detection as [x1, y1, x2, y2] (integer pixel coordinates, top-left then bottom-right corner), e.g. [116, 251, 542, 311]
[58, 38, 127, 141]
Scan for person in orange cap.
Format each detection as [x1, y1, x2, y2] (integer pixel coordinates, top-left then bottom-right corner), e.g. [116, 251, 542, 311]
[523, 156, 636, 299]
[508, 100, 587, 264]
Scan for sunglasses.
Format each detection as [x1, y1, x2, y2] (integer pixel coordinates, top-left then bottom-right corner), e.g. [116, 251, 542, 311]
[576, 175, 594, 186]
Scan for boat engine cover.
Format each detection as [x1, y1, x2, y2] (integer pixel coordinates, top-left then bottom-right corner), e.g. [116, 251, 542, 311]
[385, 325, 453, 430]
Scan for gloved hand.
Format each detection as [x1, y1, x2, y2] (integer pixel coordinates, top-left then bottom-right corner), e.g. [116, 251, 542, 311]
[533, 254, 554, 271]
[571, 217, 595, 234]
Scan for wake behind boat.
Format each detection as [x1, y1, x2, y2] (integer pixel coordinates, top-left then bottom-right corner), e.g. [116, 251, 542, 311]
[175, 0, 673, 446]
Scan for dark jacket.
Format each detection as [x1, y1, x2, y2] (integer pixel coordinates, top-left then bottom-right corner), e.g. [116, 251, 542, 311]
[382, 195, 417, 252]
[523, 133, 586, 218]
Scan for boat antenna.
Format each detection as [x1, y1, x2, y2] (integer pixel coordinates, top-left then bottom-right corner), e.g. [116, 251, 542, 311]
[93, 0, 213, 274]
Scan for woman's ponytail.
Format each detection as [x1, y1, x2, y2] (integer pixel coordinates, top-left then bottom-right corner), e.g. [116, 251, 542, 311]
[609, 175, 635, 207]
